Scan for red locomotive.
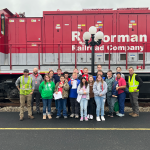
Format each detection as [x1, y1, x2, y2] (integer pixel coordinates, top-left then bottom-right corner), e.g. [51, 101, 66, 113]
[0, 8, 150, 101]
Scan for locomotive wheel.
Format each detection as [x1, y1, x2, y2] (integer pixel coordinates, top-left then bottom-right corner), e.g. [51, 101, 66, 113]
[7, 89, 20, 103]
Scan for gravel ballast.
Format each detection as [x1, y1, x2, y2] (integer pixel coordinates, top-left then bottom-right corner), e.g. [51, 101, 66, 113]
[0, 106, 150, 112]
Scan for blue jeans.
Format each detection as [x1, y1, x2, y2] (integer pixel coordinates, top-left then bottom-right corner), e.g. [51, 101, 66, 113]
[55, 99, 63, 110]
[118, 92, 126, 114]
[42, 99, 52, 115]
[95, 96, 104, 117]
[80, 98, 88, 117]
[57, 99, 67, 117]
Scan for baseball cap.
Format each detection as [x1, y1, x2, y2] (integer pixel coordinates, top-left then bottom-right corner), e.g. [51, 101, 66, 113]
[116, 72, 121, 75]
[23, 69, 29, 73]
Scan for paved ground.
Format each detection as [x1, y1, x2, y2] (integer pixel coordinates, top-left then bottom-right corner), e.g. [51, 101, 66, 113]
[0, 112, 150, 150]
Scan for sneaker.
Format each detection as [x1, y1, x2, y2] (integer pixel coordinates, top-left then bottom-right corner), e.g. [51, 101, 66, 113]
[96, 117, 101, 121]
[101, 116, 105, 121]
[48, 114, 52, 119]
[87, 114, 90, 119]
[64, 116, 68, 119]
[80, 117, 83, 121]
[90, 115, 93, 120]
[118, 113, 125, 117]
[70, 114, 75, 118]
[85, 117, 88, 121]
[20, 116, 24, 121]
[56, 116, 60, 119]
[129, 112, 134, 116]
[28, 115, 34, 119]
[75, 114, 79, 119]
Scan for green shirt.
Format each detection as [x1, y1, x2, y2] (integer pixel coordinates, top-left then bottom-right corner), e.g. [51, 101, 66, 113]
[39, 81, 55, 99]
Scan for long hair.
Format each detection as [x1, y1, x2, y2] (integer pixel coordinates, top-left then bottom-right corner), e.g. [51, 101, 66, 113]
[96, 74, 104, 85]
[44, 74, 51, 85]
[80, 77, 88, 88]
[88, 75, 94, 85]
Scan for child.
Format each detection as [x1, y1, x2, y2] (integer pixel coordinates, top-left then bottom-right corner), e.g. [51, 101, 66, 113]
[77, 77, 89, 121]
[105, 70, 115, 117]
[68, 72, 80, 118]
[53, 68, 62, 84]
[54, 75, 69, 119]
[39, 74, 55, 120]
[93, 74, 107, 121]
[113, 67, 125, 79]
[93, 70, 106, 81]
[82, 67, 90, 81]
[70, 68, 82, 80]
[63, 71, 71, 114]
[96, 64, 107, 78]
[94, 70, 107, 110]
[53, 68, 63, 112]
[64, 71, 71, 82]
[87, 75, 94, 120]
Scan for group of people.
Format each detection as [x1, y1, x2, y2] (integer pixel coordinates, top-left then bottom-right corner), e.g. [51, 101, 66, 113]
[15, 65, 143, 122]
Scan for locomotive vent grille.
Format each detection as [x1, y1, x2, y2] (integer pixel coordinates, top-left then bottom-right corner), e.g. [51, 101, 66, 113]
[120, 54, 126, 60]
[105, 54, 112, 61]
[139, 54, 143, 60]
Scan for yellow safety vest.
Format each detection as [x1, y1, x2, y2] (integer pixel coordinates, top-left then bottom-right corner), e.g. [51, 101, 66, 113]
[20, 75, 32, 95]
[128, 73, 139, 92]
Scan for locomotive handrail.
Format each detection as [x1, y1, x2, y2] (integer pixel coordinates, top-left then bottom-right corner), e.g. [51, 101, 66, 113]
[0, 42, 147, 71]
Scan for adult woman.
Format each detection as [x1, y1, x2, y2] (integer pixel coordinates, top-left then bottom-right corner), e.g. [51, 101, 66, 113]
[49, 70, 55, 83]
[115, 72, 126, 117]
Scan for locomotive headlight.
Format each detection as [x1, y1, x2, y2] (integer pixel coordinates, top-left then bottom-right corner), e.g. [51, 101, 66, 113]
[95, 31, 104, 40]
[89, 26, 97, 35]
[83, 32, 91, 41]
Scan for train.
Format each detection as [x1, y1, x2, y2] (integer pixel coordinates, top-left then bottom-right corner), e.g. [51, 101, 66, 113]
[0, 7, 150, 102]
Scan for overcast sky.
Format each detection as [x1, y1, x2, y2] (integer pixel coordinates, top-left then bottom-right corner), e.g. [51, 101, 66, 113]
[1, 0, 150, 17]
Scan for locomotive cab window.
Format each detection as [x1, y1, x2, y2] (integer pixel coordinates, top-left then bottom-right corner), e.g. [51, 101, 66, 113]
[120, 54, 126, 60]
[139, 54, 143, 60]
[105, 54, 112, 61]
[1, 14, 5, 35]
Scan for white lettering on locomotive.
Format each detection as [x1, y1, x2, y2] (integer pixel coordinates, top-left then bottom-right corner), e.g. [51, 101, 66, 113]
[72, 31, 147, 43]
[72, 31, 147, 51]
[107, 45, 144, 52]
